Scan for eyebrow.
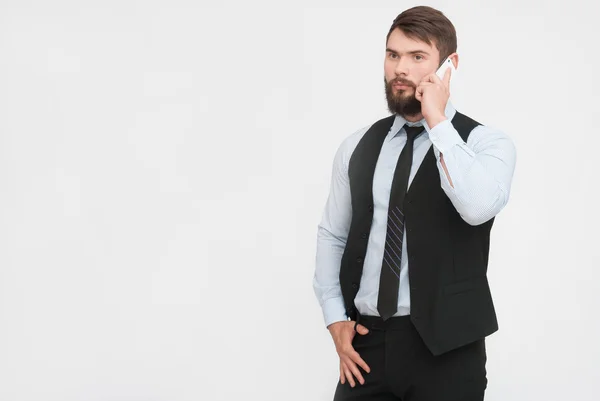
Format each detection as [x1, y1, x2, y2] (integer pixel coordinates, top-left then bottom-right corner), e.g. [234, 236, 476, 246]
[385, 48, 430, 56]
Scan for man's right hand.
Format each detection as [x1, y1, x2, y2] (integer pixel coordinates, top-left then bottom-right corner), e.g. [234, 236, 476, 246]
[327, 321, 371, 387]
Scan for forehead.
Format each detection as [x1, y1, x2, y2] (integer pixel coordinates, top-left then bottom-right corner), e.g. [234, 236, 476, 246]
[386, 28, 438, 54]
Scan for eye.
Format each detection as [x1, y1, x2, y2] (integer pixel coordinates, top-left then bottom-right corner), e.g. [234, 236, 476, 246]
[388, 53, 398, 59]
[414, 54, 424, 61]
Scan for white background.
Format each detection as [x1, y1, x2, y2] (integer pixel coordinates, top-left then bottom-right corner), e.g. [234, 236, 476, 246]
[1, 0, 599, 400]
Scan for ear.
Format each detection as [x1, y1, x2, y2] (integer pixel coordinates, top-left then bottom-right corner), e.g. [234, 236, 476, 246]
[448, 52, 459, 70]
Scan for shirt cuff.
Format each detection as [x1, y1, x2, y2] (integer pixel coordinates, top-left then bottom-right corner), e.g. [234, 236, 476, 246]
[426, 119, 465, 155]
[322, 297, 348, 328]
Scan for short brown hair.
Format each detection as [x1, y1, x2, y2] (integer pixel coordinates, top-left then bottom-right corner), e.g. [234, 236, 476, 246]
[386, 6, 457, 62]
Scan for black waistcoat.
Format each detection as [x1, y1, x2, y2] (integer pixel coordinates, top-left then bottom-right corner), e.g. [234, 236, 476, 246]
[339, 111, 499, 356]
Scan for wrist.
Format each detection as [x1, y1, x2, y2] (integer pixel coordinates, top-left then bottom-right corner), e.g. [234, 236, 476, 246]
[425, 113, 447, 129]
[327, 320, 345, 331]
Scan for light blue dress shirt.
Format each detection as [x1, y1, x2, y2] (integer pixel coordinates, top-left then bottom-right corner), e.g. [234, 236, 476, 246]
[313, 101, 517, 328]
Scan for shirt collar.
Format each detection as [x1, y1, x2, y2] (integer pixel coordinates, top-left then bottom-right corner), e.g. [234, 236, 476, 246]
[387, 100, 457, 140]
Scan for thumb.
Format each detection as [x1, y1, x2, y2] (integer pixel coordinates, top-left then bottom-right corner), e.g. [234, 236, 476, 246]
[444, 67, 452, 87]
[355, 324, 369, 335]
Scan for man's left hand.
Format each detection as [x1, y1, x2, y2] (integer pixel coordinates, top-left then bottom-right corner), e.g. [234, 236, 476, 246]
[415, 68, 451, 129]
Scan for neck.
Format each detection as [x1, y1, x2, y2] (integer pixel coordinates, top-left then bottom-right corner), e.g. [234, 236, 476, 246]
[403, 112, 424, 123]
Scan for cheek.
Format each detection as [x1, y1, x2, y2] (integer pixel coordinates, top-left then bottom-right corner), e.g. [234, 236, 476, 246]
[384, 61, 396, 78]
[414, 64, 435, 81]
[383, 59, 396, 76]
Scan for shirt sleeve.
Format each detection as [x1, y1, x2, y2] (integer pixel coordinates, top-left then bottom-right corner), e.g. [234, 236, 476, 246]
[313, 139, 353, 328]
[427, 120, 517, 226]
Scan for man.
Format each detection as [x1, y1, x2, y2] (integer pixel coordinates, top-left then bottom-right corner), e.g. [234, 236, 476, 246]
[313, 6, 517, 401]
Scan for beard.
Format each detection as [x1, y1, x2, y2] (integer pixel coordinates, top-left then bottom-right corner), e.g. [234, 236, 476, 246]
[384, 77, 422, 118]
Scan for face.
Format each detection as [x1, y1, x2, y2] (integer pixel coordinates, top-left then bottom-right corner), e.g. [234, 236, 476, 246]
[384, 28, 442, 118]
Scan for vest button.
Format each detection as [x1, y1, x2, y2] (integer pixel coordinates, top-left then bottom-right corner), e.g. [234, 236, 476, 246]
[356, 257, 363, 263]
[352, 283, 358, 289]
[368, 205, 373, 211]
[361, 233, 367, 239]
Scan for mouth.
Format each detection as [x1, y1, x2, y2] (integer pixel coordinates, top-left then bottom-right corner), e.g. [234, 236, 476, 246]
[392, 83, 411, 90]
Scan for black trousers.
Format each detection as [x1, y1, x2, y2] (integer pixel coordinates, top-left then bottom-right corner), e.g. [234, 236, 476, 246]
[333, 314, 487, 401]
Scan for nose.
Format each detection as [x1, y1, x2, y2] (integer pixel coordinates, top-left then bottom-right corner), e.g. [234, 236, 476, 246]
[394, 56, 410, 77]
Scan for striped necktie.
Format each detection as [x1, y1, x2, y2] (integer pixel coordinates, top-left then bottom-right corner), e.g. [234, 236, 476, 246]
[377, 124, 424, 320]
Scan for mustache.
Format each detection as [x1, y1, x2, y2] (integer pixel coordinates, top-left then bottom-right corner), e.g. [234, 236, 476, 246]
[390, 78, 415, 87]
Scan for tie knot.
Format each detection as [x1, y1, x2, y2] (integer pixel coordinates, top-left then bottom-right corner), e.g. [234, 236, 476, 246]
[404, 125, 424, 141]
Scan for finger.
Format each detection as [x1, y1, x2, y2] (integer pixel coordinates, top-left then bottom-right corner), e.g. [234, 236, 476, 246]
[420, 83, 432, 93]
[339, 360, 345, 384]
[342, 361, 356, 387]
[443, 67, 452, 87]
[416, 82, 433, 94]
[343, 356, 365, 385]
[349, 350, 371, 373]
[415, 85, 425, 101]
[415, 88, 422, 101]
[422, 73, 441, 84]
[355, 324, 369, 335]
